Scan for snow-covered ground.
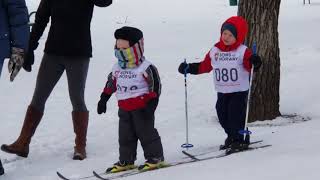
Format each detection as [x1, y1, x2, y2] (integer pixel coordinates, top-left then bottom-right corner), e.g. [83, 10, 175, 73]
[1, 0, 320, 179]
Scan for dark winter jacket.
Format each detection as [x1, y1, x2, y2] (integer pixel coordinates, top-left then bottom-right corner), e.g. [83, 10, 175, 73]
[0, 0, 29, 59]
[29, 0, 112, 58]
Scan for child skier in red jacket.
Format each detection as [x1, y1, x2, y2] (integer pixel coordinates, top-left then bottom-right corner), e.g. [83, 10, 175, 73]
[178, 16, 262, 152]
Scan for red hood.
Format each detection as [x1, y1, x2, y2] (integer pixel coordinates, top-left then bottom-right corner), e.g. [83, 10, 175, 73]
[215, 16, 248, 51]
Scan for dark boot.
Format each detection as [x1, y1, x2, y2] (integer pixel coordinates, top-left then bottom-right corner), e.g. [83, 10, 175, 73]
[244, 134, 250, 145]
[72, 111, 89, 160]
[1, 106, 43, 158]
[0, 159, 4, 176]
[219, 136, 233, 150]
[226, 140, 249, 154]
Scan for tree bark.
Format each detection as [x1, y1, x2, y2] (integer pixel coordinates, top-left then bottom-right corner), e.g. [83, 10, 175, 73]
[238, 0, 282, 122]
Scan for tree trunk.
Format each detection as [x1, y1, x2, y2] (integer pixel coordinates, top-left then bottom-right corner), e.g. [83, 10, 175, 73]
[238, 0, 282, 122]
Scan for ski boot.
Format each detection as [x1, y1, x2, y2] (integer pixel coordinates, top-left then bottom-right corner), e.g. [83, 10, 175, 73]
[106, 161, 136, 173]
[226, 141, 249, 155]
[138, 158, 167, 172]
[219, 136, 233, 150]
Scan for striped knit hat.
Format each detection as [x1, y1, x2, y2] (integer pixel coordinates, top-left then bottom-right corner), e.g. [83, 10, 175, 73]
[114, 26, 145, 69]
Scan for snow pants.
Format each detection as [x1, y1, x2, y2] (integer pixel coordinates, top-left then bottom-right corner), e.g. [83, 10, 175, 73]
[0, 158, 4, 175]
[216, 91, 248, 142]
[118, 99, 164, 163]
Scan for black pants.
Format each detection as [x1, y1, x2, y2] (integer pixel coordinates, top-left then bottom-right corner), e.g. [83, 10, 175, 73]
[31, 54, 89, 112]
[118, 99, 164, 163]
[216, 91, 248, 142]
[0, 158, 4, 175]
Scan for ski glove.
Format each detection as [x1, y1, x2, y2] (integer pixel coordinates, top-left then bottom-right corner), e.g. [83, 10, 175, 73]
[97, 100, 107, 114]
[178, 62, 190, 75]
[23, 50, 34, 72]
[23, 42, 39, 72]
[97, 93, 111, 114]
[250, 55, 262, 72]
[8, 47, 25, 82]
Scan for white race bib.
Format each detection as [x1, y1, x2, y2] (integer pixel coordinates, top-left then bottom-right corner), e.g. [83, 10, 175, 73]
[210, 45, 250, 93]
[112, 60, 151, 100]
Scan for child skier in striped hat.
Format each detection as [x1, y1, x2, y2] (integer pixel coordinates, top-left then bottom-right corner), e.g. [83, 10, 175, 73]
[97, 26, 165, 173]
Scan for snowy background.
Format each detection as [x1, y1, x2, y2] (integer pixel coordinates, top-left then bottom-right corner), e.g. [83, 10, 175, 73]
[1, 0, 320, 179]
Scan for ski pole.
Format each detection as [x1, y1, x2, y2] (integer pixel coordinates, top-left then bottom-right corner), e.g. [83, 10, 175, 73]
[181, 58, 193, 149]
[239, 42, 257, 141]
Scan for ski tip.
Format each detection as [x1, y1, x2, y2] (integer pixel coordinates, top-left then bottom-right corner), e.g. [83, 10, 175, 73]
[56, 171, 70, 180]
[93, 171, 108, 180]
[182, 150, 200, 161]
[93, 170, 100, 177]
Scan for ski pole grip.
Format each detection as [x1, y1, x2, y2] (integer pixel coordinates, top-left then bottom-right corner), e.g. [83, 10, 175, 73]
[251, 42, 257, 70]
[252, 42, 257, 55]
[181, 143, 194, 148]
[183, 58, 189, 77]
[239, 129, 252, 135]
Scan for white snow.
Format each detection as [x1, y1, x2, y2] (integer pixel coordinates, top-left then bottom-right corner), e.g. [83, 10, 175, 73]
[1, 0, 320, 179]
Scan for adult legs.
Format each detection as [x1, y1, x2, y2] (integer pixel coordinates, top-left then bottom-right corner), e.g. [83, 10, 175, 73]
[65, 57, 90, 160]
[1, 54, 64, 157]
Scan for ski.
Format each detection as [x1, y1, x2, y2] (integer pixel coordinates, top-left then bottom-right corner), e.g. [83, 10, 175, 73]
[182, 151, 200, 160]
[93, 171, 108, 180]
[92, 166, 140, 180]
[56, 172, 70, 180]
[92, 144, 271, 180]
[182, 140, 263, 159]
[58, 143, 270, 180]
[182, 144, 271, 161]
[213, 144, 272, 158]
[57, 171, 70, 180]
[92, 164, 173, 180]
[57, 171, 98, 180]
[93, 170, 137, 180]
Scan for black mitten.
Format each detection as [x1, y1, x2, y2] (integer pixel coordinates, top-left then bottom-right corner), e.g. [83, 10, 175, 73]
[97, 93, 111, 114]
[178, 62, 190, 74]
[250, 55, 262, 71]
[23, 41, 38, 72]
[23, 50, 34, 72]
